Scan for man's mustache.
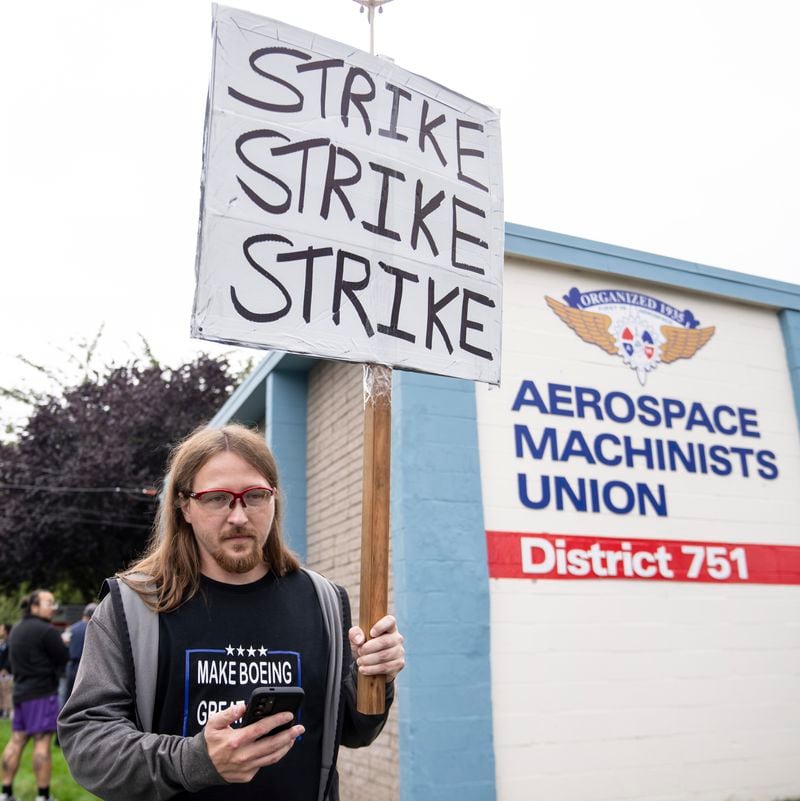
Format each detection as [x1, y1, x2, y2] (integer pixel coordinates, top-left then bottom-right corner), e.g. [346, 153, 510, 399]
[220, 529, 257, 541]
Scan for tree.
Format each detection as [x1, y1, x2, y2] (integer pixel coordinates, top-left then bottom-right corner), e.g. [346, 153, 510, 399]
[0, 354, 240, 595]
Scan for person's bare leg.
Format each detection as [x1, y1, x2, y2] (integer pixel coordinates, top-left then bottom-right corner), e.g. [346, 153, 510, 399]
[1, 731, 28, 785]
[0, 681, 11, 718]
[31, 733, 53, 792]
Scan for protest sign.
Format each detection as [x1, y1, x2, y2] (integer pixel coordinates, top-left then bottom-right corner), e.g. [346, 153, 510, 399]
[193, 4, 503, 385]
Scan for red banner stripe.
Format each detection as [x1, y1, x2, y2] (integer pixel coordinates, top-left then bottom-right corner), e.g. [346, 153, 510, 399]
[486, 531, 800, 585]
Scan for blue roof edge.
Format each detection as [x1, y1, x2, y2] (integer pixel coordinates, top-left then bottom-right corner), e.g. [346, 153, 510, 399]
[211, 351, 320, 427]
[210, 351, 285, 427]
[505, 222, 800, 311]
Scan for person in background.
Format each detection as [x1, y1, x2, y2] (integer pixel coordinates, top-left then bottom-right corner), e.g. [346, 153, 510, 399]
[63, 604, 97, 699]
[1, 590, 69, 801]
[0, 624, 12, 719]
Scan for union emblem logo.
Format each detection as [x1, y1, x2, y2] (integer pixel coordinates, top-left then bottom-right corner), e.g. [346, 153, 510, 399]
[545, 287, 715, 385]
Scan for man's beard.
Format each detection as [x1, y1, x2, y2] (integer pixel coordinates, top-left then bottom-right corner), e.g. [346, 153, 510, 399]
[212, 530, 266, 574]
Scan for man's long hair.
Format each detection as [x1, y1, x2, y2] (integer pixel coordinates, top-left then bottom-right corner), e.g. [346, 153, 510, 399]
[120, 423, 300, 612]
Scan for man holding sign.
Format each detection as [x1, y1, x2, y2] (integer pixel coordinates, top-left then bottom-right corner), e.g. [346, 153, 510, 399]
[58, 424, 404, 800]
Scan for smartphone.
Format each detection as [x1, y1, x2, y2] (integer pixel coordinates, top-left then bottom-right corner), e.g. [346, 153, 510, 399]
[241, 686, 305, 734]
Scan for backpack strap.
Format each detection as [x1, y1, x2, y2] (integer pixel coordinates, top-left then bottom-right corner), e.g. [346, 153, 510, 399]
[326, 581, 352, 801]
[302, 568, 346, 801]
[100, 578, 140, 728]
[101, 575, 159, 732]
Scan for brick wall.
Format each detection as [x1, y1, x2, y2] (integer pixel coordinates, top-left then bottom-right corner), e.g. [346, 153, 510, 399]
[306, 360, 399, 801]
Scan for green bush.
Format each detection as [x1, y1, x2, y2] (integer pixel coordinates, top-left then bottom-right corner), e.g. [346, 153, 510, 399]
[0, 593, 21, 628]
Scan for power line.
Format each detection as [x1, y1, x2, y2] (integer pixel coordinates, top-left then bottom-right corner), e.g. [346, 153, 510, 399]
[56, 509, 154, 524]
[53, 517, 152, 531]
[0, 482, 158, 496]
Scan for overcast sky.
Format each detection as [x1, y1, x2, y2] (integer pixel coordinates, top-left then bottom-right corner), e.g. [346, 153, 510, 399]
[2, 0, 798, 419]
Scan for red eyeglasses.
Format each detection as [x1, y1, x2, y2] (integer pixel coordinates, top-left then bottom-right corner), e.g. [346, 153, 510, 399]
[187, 486, 275, 512]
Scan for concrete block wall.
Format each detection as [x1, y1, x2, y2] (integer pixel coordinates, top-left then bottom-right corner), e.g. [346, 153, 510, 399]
[305, 360, 399, 801]
[489, 580, 800, 801]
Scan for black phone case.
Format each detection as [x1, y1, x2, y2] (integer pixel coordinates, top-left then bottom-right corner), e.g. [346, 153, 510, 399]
[241, 686, 305, 733]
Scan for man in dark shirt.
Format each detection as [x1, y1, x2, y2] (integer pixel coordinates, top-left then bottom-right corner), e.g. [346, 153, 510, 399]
[1, 589, 68, 801]
[64, 603, 97, 699]
[59, 424, 405, 800]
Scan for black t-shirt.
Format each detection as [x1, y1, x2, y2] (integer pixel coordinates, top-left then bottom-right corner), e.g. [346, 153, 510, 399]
[154, 571, 328, 800]
[8, 615, 68, 703]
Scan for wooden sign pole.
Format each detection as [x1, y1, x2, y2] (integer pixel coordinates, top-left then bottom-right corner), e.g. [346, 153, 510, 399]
[357, 363, 392, 714]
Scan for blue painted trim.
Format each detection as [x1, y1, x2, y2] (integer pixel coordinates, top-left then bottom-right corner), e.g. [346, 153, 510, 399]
[505, 222, 800, 311]
[210, 351, 285, 427]
[392, 371, 496, 801]
[211, 352, 318, 427]
[265, 370, 309, 561]
[779, 310, 800, 430]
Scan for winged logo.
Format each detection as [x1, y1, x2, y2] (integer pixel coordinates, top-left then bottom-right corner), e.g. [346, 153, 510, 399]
[545, 290, 715, 385]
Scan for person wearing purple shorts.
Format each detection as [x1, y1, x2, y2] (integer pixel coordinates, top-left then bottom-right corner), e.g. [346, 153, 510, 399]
[1, 590, 68, 801]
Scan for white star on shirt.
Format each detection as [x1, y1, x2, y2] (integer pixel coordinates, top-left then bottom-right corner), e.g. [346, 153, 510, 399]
[237, 646, 245, 656]
[226, 644, 234, 655]
[258, 646, 267, 656]
[247, 646, 256, 657]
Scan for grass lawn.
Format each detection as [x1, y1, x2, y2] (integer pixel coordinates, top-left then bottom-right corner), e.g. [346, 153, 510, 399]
[0, 719, 99, 801]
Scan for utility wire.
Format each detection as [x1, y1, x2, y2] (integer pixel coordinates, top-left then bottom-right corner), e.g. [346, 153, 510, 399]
[0, 482, 158, 496]
[55, 509, 154, 524]
[53, 517, 152, 531]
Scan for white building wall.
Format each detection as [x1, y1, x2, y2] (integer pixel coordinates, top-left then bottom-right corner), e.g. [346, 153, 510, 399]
[477, 257, 800, 801]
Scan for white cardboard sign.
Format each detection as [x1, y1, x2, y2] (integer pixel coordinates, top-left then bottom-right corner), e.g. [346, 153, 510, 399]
[192, 5, 504, 384]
